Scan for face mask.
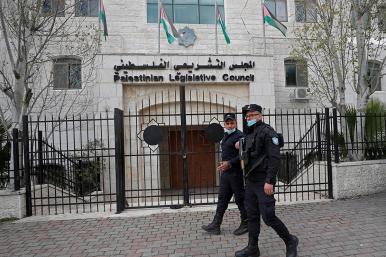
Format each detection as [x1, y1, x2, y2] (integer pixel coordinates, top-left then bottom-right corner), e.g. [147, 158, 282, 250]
[247, 119, 257, 127]
[224, 128, 236, 134]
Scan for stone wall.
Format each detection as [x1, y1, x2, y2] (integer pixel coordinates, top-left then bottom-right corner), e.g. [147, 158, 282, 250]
[0, 190, 26, 219]
[332, 160, 386, 199]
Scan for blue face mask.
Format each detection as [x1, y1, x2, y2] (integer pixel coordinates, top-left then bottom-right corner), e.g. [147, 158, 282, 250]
[224, 128, 236, 134]
[247, 119, 257, 127]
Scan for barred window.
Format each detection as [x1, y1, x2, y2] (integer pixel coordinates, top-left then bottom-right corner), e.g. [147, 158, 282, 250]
[295, 0, 317, 23]
[285, 59, 308, 87]
[147, 0, 225, 24]
[42, 0, 65, 17]
[75, 0, 99, 17]
[265, 0, 288, 22]
[53, 57, 82, 90]
[367, 60, 382, 92]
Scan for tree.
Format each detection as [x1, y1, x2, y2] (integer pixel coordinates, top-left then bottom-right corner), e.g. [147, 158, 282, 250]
[0, 0, 100, 131]
[292, 0, 386, 161]
[291, 0, 386, 113]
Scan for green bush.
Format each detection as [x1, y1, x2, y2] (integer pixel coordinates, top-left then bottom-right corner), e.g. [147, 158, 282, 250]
[364, 99, 386, 160]
[72, 140, 106, 196]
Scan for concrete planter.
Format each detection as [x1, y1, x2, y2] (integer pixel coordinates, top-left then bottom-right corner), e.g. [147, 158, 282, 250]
[0, 189, 26, 219]
[332, 159, 386, 199]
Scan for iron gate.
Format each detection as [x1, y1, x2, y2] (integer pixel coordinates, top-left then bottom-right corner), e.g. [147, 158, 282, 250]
[117, 85, 332, 210]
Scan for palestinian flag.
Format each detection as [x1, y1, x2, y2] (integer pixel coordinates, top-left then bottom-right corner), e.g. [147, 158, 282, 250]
[216, 6, 230, 44]
[160, 3, 179, 44]
[99, 0, 108, 39]
[263, 3, 287, 37]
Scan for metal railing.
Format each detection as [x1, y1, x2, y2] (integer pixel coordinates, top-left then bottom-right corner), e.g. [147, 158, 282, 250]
[22, 113, 116, 215]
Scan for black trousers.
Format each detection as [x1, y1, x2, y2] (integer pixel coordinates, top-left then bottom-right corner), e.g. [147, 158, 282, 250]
[216, 170, 247, 221]
[245, 179, 291, 241]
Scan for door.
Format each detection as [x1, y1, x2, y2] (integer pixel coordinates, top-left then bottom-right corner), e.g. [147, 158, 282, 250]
[169, 128, 216, 189]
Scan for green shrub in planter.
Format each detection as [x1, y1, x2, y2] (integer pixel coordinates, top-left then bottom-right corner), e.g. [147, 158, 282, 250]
[364, 99, 386, 160]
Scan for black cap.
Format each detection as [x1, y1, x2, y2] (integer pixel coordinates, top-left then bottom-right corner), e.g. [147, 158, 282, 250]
[243, 104, 262, 113]
[224, 113, 236, 121]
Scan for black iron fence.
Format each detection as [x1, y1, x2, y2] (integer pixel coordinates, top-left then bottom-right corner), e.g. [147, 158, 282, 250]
[0, 135, 11, 190]
[332, 109, 386, 162]
[7, 86, 385, 216]
[0, 130, 21, 191]
[20, 113, 116, 215]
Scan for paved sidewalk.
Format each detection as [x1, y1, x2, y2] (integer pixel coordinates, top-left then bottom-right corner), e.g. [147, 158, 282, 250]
[1, 192, 386, 257]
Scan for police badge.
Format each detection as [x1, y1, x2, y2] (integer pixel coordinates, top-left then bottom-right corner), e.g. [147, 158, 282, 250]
[272, 137, 279, 145]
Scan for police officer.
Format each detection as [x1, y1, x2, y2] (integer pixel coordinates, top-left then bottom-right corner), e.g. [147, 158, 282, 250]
[235, 104, 298, 257]
[202, 113, 248, 236]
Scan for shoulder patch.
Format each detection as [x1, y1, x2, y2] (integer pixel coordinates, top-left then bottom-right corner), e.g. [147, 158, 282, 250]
[272, 137, 279, 145]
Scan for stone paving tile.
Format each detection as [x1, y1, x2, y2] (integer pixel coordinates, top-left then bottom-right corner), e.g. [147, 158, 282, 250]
[1, 192, 386, 257]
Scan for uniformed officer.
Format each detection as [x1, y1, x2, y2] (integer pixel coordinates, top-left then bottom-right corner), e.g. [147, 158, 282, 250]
[202, 113, 248, 236]
[234, 104, 298, 257]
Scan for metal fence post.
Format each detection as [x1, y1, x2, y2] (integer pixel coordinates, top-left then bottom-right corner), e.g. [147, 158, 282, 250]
[114, 108, 125, 213]
[316, 112, 322, 161]
[179, 83, 189, 206]
[285, 152, 290, 183]
[38, 131, 43, 185]
[22, 116, 32, 216]
[324, 108, 333, 199]
[332, 108, 340, 163]
[12, 128, 20, 191]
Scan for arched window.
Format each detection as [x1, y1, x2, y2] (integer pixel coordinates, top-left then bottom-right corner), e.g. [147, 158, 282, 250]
[284, 58, 308, 87]
[53, 57, 82, 90]
[367, 60, 382, 92]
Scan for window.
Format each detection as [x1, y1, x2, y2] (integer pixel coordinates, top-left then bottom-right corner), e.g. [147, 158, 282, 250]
[265, 0, 287, 22]
[75, 0, 99, 17]
[295, 0, 317, 22]
[53, 57, 82, 90]
[42, 0, 65, 16]
[367, 60, 382, 92]
[147, 0, 225, 24]
[378, 5, 386, 33]
[285, 59, 308, 87]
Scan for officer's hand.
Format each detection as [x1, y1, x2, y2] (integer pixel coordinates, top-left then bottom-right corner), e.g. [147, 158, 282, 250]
[264, 183, 274, 196]
[217, 161, 230, 172]
[235, 141, 240, 149]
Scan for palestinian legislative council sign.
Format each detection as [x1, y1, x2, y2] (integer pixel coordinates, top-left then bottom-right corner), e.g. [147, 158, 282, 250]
[113, 57, 256, 83]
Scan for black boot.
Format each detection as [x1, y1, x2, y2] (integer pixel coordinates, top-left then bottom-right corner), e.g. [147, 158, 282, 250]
[234, 237, 260, 257]
[233, 219, 248, 236]
[202, 214, 222, 235]
[285, 234, 299, 257]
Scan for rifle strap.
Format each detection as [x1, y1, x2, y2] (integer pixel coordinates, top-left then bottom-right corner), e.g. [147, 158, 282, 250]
[244, 154, 266, 178]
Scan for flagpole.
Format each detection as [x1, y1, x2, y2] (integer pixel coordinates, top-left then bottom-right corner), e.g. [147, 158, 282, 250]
[98, 0, 101, 46]
[215, 0, 218, 54]
[158, 0, 161, 53]
[262, 2, 267, 55]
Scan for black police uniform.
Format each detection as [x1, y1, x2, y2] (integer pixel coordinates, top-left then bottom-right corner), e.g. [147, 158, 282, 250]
[202, 113, 248, 236]
[235, 104, 298, 257]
